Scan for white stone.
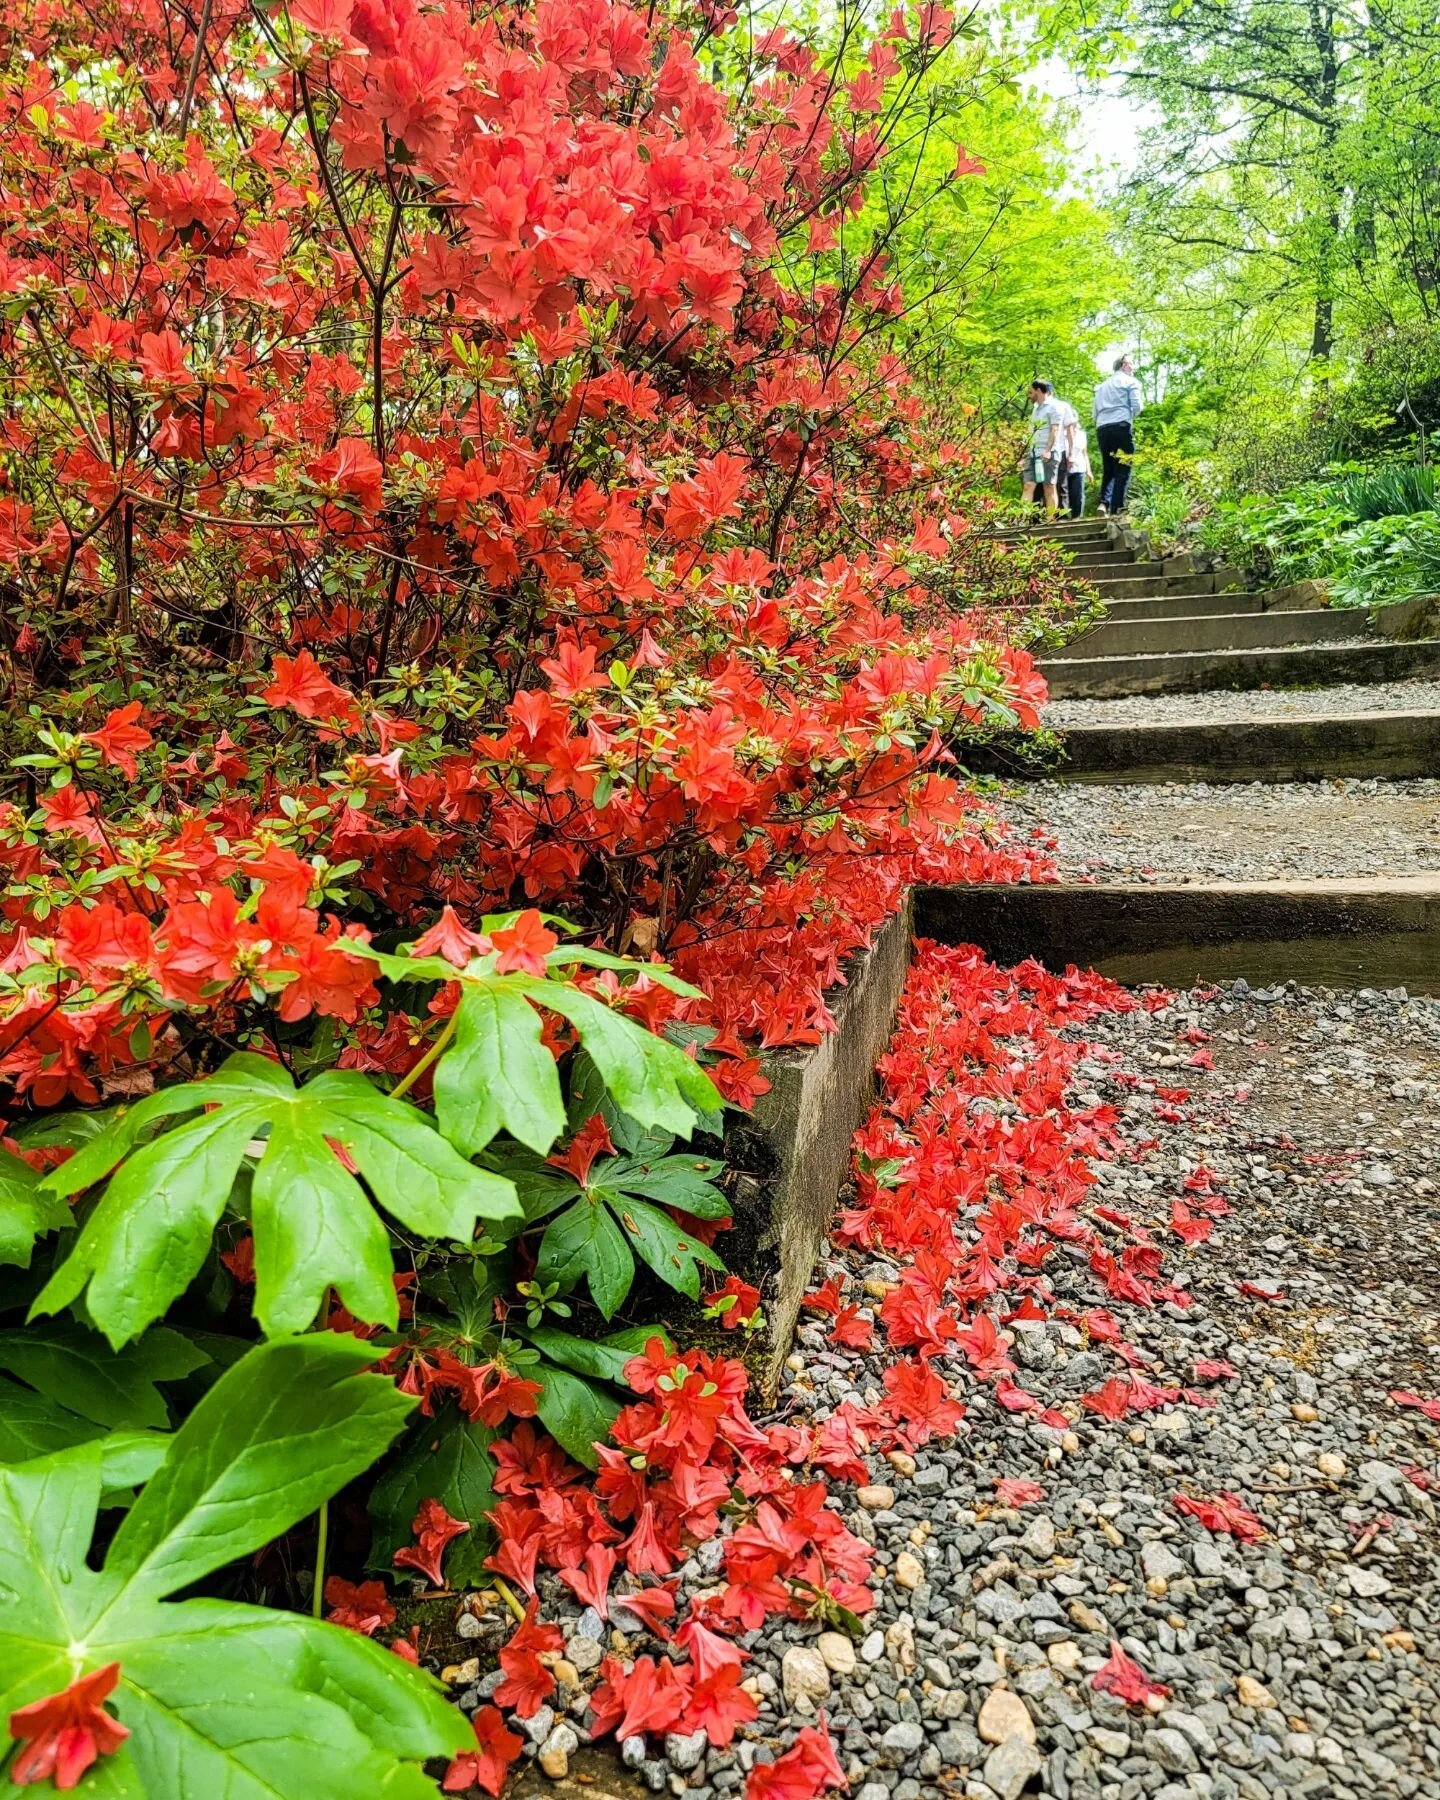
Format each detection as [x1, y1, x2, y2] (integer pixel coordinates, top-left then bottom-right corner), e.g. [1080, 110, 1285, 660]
[977, 1688, 1036, 1747]
[781, 1645, 831, 1709]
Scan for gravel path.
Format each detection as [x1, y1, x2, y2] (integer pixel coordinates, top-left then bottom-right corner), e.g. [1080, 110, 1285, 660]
[1001, 780, 1440, 883]
[737, 982, 1440, 1800]
[446, 965, 1440, 1800]
[1043, 680, 1440, 729]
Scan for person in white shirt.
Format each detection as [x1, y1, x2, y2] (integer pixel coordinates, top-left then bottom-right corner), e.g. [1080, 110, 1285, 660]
[1092, 354, 1144, 514]
[1019, 379, 1063, 517]
[1053, 396, 1089, 518]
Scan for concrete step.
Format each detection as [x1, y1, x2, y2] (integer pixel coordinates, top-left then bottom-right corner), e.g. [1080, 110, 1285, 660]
[1081, 563, 1167, 587]
[1050, 606, 1358, 661]
[1048, 710, 1440, 784]
[1065, 550, 1137, 569]
[1093, 590, 1321, 623]
[993, 526, 1112, 548]
[1040, 637, 1440, 699]
[917, 877, 1440, 994]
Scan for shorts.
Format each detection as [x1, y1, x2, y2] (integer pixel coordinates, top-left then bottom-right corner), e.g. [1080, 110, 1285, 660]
[1027, 451, 1060, 485]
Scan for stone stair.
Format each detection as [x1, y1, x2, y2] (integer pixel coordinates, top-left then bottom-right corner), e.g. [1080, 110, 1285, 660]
[994, 518, 1440, 781]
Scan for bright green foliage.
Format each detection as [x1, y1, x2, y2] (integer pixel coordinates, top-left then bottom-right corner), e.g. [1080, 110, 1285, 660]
[31, 1052, 520, 1346]
[358, 937, 723, 1156]
[0, 1336, 469, 1797]
[0, 1146, 68, 1272]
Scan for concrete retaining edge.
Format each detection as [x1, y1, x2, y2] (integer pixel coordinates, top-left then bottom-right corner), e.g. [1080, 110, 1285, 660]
[729, 898, 914, 1396]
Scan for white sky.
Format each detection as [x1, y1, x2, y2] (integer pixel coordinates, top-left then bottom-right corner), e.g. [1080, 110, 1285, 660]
[1027, 57, 1154, 189]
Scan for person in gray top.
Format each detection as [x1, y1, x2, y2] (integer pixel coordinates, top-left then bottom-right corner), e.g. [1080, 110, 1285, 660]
[1019, 379, 1063, 517]
[1093, 354, 1144, 515]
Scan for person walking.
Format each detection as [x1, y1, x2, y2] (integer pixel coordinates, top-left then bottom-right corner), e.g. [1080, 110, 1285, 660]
[1093, 353, 1144, 515]
[1019, 379, 1063, 518]
[1054, 394, 1089, 518]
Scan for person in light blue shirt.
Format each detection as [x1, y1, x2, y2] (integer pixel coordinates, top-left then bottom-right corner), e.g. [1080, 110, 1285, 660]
[1093, 354, 1144, 515]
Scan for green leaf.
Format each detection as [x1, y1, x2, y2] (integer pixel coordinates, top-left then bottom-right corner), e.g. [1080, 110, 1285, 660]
[0, 1339, 466, 1799]
[34, 1053, 520, 1347]
[108, 1335, 414, 1599]
[434, 982, 565, 1157]
[0, 1322, 207, 1431]
[0, 1375, 104, 1464]
[536, 1191, 636, 1319]
[532, 1361, 621, 1469]
[0, 1147, 70, 1270]
[604, 1151, 730, 1217]
[544, 945, 705, 998]
[367, 1401, 495, 1587]
[607, 1191, 723, 1300]
[251, 1113, 396, 1337]
[522, 1324, 635, 1384]
[520, 981, 723, 1137]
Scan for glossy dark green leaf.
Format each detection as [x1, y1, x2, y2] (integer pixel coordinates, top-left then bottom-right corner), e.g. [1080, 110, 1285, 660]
[536, 1191, 635, 1319]
[532, 1361, 621, 1470]
[367, 1400, 495, 1587]
[0, 1322, 207, 1431]
[608, 1192, 723, 1300]
[604, 1151, 730, 1217]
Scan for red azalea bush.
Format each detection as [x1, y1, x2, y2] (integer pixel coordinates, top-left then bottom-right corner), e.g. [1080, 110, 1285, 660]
[0, 0, 1073, 1088]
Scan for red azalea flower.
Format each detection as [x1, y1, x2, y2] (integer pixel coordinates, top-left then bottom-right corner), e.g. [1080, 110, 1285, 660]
[8, 1663, 130, 1790]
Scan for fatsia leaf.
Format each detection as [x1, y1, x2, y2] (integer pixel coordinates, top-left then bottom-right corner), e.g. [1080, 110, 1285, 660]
[108, 1335, 414, 1600]
[434, 981, 565, 1157]
[0, 1146, 70, 1271]
[356, 951, 722, 1148]
[517, 978, 722, 1137]
[0, 1375, 103, 1464]
[0, 1339, 467, 1799]
[33, 1052, 519, 1346]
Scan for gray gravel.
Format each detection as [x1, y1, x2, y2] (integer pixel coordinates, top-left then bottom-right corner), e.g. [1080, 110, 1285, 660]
[726, 982, 1440, 1800]
[488, 979, 1440, 1800]
[1002, 779, 1440, 883]
[1043, 679, 1440, 729]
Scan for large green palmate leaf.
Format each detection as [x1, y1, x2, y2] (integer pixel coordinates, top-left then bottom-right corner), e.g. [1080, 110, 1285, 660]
[0, 1146, 70, 1271]
[31, 1052, 520, 1346]
[354, 941, 724, 1158]
[0, 1336, 468, 1797]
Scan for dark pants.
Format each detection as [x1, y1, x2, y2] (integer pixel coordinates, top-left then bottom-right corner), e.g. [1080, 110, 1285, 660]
[1096, 421, 1135, 512]
[1066, 471, 1085, 518]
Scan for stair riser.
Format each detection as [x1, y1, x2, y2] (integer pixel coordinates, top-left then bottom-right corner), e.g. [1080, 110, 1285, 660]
[1039, 639, 1440, 700]
[1094, 594, 1324, 622]
[1048, 712, 1440, 784]
[1051, 609, 1356, 660]
[918, 880, 1440, 995]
